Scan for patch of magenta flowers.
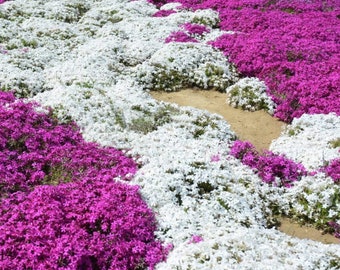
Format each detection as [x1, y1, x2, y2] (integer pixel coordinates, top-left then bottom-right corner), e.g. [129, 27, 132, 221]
[188, 235, 204, 244]
[165, 23, 209, 43]
[152, 9, 177, 17]
[165, 31, 199, 43]
[321, 157, 340, 183]
[0, 92, 137, 196]
[0, 92, 168, 269]
[230, 140, 307, 188]
[181, 22, 210, 36]
[328, 221, 340, 239]
[152, 0, 340, 122]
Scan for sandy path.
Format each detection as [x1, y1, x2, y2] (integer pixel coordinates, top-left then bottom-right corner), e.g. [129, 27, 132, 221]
[150, 88, 339, 245]
[151, 88, 285, 152]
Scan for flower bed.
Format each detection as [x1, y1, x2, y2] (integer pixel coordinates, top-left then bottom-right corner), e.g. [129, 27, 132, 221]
[0, 0, 339, 269]
[0, 92, 167, 269]
[230, 140, 307, 187]
[151, 0, 340, 122]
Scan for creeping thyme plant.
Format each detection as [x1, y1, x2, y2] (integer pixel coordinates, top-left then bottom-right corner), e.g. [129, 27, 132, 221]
[0, 0, 339, 269]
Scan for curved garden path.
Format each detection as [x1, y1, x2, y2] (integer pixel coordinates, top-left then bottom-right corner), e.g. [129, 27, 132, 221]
[151, 88, 339, 245]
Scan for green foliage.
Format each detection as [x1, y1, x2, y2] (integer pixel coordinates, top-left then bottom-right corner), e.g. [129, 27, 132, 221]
[151, 68, 187, 92]
[197, 181, 214, 195]
[217, 198, 230, 210]
[105, 9, 123, 24]
[329, 258, 340, 269]
[191, 115, 219, 138]
[191, 15, 219, 28]
[21, 39, 38, 48]
[192, 128, 205, 138]
[77, 81, 94, 89]
[286, 50, 304, 62]
[129, 117, 155, 134]
[190, 161, 207, 169]
[42, 163, 73, 186]
[292, 186, 340, 233]
[281, 8, 298, 14]
[6, 43, 19, 50]
[63, 2, 90, 23]
[329, 138, 340, 148]
[228, 85, 269, 111]
[49, 105, 74, 125]
[129, 104, 179, 134]
[287, 125, 303, 136]
[193, 115, 218, 129]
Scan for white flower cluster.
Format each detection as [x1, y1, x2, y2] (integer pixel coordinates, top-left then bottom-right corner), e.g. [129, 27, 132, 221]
[226, 77, 276, 114]
[270, 113, 340, 170]
[1, 0, 339, 269]
[136, 42, 239, 91]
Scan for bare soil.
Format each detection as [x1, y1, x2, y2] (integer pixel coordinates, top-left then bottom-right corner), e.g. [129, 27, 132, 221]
[150, 88, 340, 245]
[278, 217, 339, 244]
[151, 88, 285, 152]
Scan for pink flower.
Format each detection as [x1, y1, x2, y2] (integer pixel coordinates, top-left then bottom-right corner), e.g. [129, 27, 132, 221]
[165, 31, 198, 43]
[210, 154, 220, 162]
[188, 235, 203, 244]
[152, 9, 176, 17]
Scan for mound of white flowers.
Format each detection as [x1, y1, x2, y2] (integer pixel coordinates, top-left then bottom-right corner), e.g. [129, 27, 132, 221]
[0, 0, 339, 269]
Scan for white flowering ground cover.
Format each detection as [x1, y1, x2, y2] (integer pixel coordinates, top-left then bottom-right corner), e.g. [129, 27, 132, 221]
[0, 0, 339, 269]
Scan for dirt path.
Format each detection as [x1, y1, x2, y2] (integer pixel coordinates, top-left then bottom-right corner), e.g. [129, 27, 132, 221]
[151, 88, 285, 152]
[150, 88, 339, 245]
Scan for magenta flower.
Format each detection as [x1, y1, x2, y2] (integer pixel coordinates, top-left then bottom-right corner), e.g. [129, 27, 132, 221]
[328, 221, 340, 239]
[210, 154, 221, 162]
[165, 31, 199, 43]
[0, 91, 168, 269]
[159, 0, 339, 122]
[230, 140, 307, 187]
[181, 22, 210, 35]
[152, 9, 177, 17]
[188, 235, 204, 244]
[321, 157, 340, 183]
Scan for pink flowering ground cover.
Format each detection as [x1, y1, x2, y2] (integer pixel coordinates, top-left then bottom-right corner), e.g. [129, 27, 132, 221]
[230, 140, 308, 188]
[230, 140, 340, 238]
[230, 140, 339, 185]
[152, 0, 340, 123]
[152, 9, 177, 17]
[0, 92, 168, 269]
[149, 0, 340, 239]
[165, 23, 210, 43]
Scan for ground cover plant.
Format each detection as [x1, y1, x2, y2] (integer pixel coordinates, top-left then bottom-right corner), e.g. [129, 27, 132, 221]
[150, 0, 340, 237]
[0, 92, 167, 269]
[151, 0, 340, 122]
[0, 0, 339, 269]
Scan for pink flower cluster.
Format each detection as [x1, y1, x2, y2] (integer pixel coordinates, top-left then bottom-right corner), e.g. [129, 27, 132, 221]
[188, 235, 204, 244]
[230, 140, 340, 238]
[181, 22, 210, 36]
[230, 140, 340, 184]
[165, 23, 210, 43]
[165, 31, 199, 43]
[0, 92, 167, 269]
[152, 9, 177, 17]
[321, 157, 340, 183]
[152, 0, 340, 122]
[230, 140, 307, 188]
[328, 221, 340, 239]
[0, 92, 137, 196]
